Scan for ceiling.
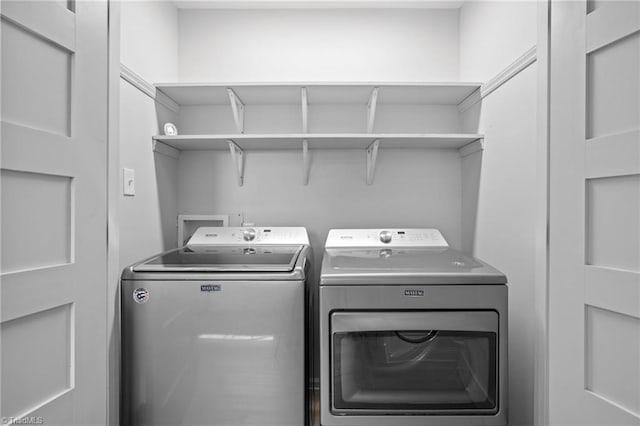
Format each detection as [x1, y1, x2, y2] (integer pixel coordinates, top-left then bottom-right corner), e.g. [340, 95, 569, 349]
[172, 0, 464, 9]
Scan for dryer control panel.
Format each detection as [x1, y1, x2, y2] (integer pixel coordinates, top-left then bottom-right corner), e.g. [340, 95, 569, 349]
[325, 228, 448, 248]
[188, 226, 310, 247]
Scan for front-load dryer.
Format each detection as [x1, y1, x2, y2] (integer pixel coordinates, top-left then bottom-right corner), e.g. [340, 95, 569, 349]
[319, 228, 508, 426]
[121, 227, 313, 426]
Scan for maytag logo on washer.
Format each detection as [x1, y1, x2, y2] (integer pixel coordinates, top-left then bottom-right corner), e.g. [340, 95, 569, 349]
[404, 289, 425, 297]
[201, 284, 221, 292]
[133, 288, 149, 304]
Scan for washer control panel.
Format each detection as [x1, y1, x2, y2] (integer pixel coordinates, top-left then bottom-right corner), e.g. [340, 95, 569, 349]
[188, 227, 310, 247]
[325, 228, 448, 248]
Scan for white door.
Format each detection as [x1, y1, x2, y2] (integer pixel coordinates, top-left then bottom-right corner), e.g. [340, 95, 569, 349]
[549, 1, 640, 425]
[1, 1, 108, 425]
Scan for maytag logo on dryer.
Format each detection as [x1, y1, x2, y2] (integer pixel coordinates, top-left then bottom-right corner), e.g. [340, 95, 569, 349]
[404, 289, 425, 297]
[201, 284, 221, 292]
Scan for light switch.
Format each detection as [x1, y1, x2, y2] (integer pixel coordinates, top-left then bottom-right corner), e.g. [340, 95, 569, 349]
[123, 168, 136, 196]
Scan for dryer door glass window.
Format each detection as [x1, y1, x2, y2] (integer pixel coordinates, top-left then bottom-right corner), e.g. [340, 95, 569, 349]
[331, 311, 498, 415]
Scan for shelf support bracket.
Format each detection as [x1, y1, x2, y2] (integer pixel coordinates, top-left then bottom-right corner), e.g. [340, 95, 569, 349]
[302, 139, 311, 185]
[227, 140, 245, 186]
[367, 87, 379, 133]
[459, 138, 485, 158]
[227, 88, 245, 134]
[301, 87, 308, 133]
[366, 139, 380, 185]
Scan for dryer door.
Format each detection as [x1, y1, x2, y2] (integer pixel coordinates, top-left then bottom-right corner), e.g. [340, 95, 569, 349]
[330, 311, 499, 415]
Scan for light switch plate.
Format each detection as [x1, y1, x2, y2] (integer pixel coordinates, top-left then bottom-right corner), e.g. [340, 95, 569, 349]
[123, 168, 135, 196]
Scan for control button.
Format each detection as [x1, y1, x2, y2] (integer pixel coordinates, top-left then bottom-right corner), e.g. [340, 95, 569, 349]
[379, 230, 392, 244]
[243, 228, 256, 241]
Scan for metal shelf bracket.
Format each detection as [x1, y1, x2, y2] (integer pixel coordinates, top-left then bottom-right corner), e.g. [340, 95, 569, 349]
[227, 140, 245, 186]
[366, 139, 380, 185]
[301, 87, 308, 133]
[302, 139, 310, 185]
[227, 88, 245, 134]
[458, 138, 485, 158]
[367, 87, 379, 133]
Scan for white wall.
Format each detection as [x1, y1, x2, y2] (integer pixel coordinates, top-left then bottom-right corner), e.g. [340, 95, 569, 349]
[174, 6, 465, 256]
[119, 81, 179, 268]
[459, 0, 537, 81]
[175, 6, 468, 283]
[463, 65, 537, 426]
[459, 2, 539, 425]
[178, 8, 460, 82]
[119, 0, 180, 268]
[178, 148, 463, 252]
[120, 0, 180, 84]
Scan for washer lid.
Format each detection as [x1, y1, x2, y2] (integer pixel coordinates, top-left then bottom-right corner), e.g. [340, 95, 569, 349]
[133, 245, 304, 272]
[320, 247, 507, 285]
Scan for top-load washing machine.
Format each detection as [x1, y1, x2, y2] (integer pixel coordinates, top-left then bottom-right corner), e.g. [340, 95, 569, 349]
[121, 227, 313, 426]
[319, 229, 508, 426]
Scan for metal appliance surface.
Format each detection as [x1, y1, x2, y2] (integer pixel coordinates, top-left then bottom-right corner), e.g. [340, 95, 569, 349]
[319, 229, 508, 426]
[121, 227, 312, 426]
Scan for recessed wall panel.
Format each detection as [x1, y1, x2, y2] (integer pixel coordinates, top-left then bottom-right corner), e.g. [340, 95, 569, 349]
[0, 18, 72, 136]
[1, 304, 73, 418]
[47, 0, 73, 11]
[586, 32, 640, 139]
[1, 169, 73, 274]
[587, 0, 608, 14]
[585, 305, 640, 416]
[588, 0, 634, 14]
[586, 174, 640, 272]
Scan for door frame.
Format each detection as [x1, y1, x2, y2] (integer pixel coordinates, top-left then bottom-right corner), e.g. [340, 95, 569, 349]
[106, 1, 121, 424]
[534, 1, 550, 425]
[99, 2, 556, 425]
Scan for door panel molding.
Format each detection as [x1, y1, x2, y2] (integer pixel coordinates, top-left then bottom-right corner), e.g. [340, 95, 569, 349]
[585, 266, 640, 318]
[1, 122, 80, 174]
[1, 268, 74, 322]
[0, 1, 76, 52]
[585, 130, 640, 178]
[586, 1, 640, 54]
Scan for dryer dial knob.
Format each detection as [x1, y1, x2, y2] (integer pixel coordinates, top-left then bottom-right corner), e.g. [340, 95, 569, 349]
[243, 228, 256, 241]
[379, 230, 392, 244]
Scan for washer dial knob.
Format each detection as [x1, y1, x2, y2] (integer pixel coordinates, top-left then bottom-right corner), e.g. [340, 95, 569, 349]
[379, 230, 392, 244]
[243, 228, 256, 241]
